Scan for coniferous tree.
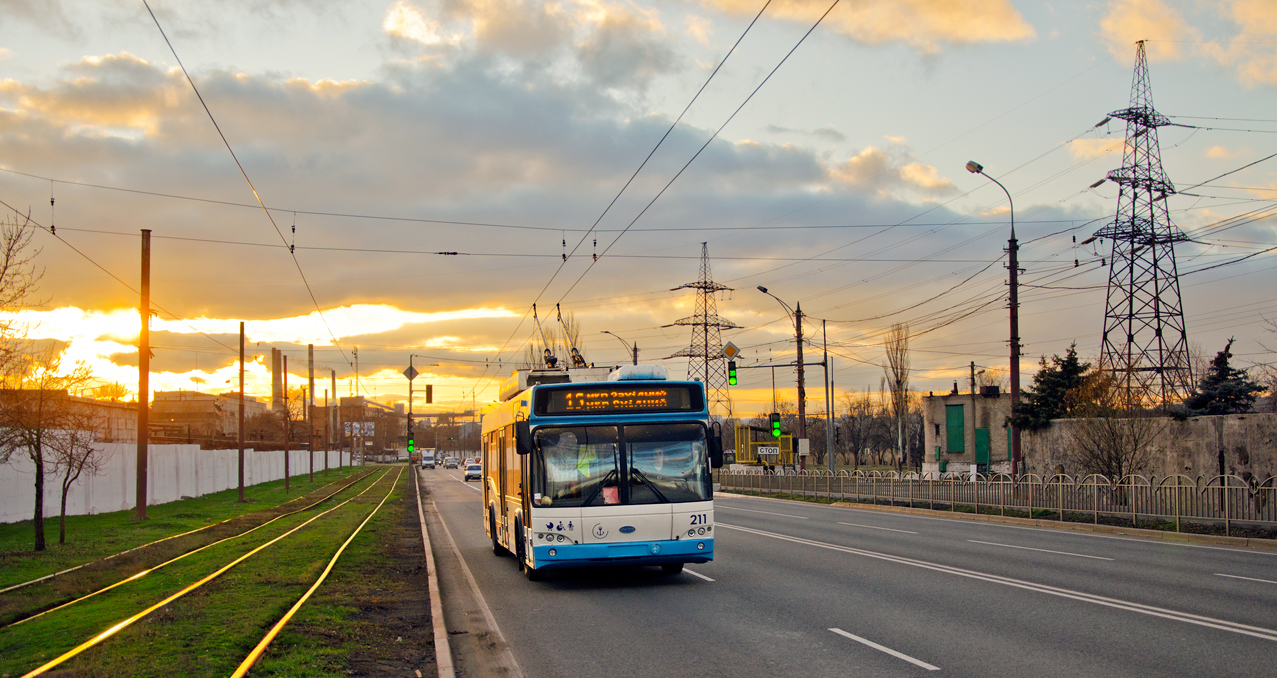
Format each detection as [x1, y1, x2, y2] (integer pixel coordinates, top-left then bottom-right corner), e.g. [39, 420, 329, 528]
[1011, 344, 1092, 431]
[1183, 339, 1263, 415]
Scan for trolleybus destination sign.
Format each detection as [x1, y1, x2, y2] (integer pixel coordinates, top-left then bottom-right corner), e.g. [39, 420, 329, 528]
[537, 384, 700, 415]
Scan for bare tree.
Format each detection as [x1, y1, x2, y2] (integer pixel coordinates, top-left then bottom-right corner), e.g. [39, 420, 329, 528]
[1068, 382, 1165, 482]
[839, 390, 875, 469]
[0, 215, 43, 376]
[0, 344, 95, 550]
[883, 323, 910, 470]
[50, 404, 105, 544]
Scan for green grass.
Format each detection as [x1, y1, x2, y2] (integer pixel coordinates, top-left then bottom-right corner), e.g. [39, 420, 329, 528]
[0, 468, 399, 678]
[0, 466, 363, 589]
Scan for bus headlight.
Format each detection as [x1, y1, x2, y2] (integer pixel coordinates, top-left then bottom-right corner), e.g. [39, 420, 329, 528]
[697, 542, 705, 550]
[651, 544, 661, 554]
[697, 527, 705, 536]
[549, 548, 556, 557]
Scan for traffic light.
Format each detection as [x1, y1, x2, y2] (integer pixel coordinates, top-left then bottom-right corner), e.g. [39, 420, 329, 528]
[727, 360, 737, 386]
[408, 437, 415, 454]
[835, 426, 841, 444]
[770, 412, 781, 438]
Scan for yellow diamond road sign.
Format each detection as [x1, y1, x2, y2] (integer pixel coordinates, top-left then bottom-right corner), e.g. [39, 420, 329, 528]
[722, 342, 739, 360]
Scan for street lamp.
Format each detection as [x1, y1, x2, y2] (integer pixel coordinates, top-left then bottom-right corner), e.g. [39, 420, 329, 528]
[757, 286, 806, 469]
[601, 331, 639, 365]
[965, 160, 1022, 476]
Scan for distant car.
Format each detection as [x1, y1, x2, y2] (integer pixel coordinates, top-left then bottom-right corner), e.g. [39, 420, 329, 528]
[464, 463, 482, 482]
[444, 457, 459, 469]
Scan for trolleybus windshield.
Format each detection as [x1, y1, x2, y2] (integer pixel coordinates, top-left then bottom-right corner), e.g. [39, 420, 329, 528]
[531, 423, 710, 507]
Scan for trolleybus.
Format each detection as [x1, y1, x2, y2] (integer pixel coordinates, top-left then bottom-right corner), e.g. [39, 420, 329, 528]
[481, 365, 723, 580]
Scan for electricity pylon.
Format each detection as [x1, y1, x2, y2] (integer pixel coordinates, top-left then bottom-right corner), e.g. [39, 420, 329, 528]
[668, 243, 739, 419]
[1094, 40, 1192, 408]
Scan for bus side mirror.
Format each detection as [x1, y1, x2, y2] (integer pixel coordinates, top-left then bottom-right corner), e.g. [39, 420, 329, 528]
[709, 424, 724, 469]
[516, 420, 532, 455]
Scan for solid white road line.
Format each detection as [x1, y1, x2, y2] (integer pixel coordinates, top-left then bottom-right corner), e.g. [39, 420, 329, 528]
[1216, 573, 1277, 585]
[717, 506, 809, 519]
[829, 628, 940, 671]
[453, 476, 482, 492]
[684, 568, 715, 582]
[838, 521, 918, 534]
[720, 523, 1277, 642]
[968, 539, 1114, 561]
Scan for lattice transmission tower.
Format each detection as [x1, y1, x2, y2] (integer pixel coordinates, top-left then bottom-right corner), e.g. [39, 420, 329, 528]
[1094, 40, 1192, 408]
[668, 243, 740, 419]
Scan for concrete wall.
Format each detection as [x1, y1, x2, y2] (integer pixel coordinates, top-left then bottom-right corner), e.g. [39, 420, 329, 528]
[0, 444, 353, 524]
[1023, 412, 1277, 479]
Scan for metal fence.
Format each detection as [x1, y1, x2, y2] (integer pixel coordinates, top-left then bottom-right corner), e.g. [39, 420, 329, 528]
[716, 469, 1277, 536]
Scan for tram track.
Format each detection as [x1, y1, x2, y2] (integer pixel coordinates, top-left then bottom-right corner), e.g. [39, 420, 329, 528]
[11, 468, 399, 678]
[1, 469, 377, 628]
[0, 469, 370, 597]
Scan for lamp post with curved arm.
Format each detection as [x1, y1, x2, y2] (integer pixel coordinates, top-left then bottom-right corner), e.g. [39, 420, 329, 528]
[601, 331, 638, 365]
[757, 287, 806, 464]
[965, 160, 1021, 476]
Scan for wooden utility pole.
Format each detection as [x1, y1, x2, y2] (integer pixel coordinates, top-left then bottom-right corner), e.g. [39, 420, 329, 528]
[332, 370, 339, 469]
[135, 229, 151, 521]
[238, 321, 245, 502]
[323, 389, 329, 475]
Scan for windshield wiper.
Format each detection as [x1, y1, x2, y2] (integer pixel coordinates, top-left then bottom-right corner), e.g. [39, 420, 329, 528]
[629, 466, 669, 503]
[582, 468, 618, 506]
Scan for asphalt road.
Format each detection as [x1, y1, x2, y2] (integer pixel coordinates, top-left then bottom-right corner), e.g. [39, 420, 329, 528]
[422, 468, 1277, 678]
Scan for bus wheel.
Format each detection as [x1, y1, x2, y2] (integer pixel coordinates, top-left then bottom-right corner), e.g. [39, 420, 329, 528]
[661, 563, 684, 575]
[490, 510, 508, 557]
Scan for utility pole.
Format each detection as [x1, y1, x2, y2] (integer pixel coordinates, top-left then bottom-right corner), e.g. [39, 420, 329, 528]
[238, 321, 245, 502]
[332, 369, 339, 469]
[796, 303, 806, 442]
[1009, 225, 1022, 475]
[308, 344, 315, 483]
[824, 319, 832, 473]
[323, 388, 329, 475]
[283, 355, 290, 491]
[136, 229, 151, 521]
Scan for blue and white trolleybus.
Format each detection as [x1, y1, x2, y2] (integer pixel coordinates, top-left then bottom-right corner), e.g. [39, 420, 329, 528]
[481, 365, 723, 580]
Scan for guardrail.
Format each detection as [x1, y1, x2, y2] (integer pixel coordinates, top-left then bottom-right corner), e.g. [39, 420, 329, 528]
[716, 469, 1276, 536]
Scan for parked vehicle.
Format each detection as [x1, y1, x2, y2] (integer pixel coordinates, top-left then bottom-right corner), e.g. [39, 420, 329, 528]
[464, 463, 483, 482]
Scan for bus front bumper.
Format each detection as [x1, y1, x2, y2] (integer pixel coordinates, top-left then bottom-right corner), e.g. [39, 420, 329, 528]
[531, 538, 713, 570]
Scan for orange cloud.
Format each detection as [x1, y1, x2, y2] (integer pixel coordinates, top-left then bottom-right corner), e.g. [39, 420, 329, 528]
[1099, 0, 1197, 61]
[1067, 137, 1126, 160]
[702, 0, 1034, 53]
[1200, 0, 1277, 88]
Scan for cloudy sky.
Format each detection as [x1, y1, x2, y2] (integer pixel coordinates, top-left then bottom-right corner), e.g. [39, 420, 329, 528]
[1, 0, 1275, 417]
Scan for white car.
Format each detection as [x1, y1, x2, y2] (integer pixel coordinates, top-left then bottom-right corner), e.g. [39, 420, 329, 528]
[464, 463, 482, 482]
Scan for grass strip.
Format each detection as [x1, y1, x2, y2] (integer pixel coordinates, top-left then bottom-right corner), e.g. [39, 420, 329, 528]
[0, 466, 364, 589]
[15, 469, 393, 678]
[6, 469, 375, 627]
[231, 467, 403, 677]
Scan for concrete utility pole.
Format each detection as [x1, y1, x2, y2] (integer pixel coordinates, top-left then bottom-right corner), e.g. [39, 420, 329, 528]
[308, 344, 315, 483]
[824, 319, 833, 473]
[283, 355, 290, 491]
[238, 321, 245, 502]
[136, 229, 151, 521]
[332, 370, 339, 469]
[323, 389, 329, 474]
[796, 303, 806, 442]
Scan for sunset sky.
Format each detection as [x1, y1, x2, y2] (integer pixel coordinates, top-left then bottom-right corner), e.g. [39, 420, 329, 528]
[1, 0, 1275, 418]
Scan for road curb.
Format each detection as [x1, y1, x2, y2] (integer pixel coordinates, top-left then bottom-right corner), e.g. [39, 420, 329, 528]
[414, 468, 455, 678]
[717, 491, 1277, 552]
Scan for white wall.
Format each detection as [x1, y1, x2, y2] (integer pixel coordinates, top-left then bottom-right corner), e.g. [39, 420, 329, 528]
[0, 444, 354, 524]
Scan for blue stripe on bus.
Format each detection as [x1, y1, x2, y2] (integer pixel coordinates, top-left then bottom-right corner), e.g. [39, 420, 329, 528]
[531, 538, 713, 570]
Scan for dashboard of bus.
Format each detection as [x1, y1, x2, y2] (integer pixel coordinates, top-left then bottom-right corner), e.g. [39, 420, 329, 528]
[530, 422, 711, 508]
